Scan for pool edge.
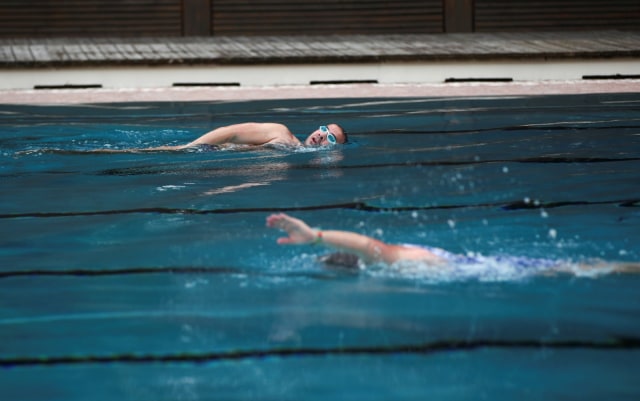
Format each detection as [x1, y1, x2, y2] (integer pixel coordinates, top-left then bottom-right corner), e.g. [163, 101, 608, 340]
[1, 79, 639, 105]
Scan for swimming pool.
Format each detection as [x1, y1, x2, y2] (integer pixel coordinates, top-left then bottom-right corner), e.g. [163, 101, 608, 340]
[1, 93, 639, 400]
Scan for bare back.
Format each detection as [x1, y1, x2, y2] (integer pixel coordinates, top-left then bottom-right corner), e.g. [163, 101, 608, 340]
[189, 123, 301, 147]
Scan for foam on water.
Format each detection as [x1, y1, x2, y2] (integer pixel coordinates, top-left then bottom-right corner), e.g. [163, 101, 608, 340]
[365, 254, 616, 283]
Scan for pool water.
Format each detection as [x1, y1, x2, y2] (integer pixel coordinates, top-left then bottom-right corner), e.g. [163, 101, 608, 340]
[1, 93, 639, 400]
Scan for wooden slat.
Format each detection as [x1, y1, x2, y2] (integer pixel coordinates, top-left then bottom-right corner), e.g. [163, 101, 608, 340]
[1, 0, 636, 38]
[475, 0, 640, 32]
[183, 0, 212, 36]
[444, 0, 474, 33]
[211, 0, 444, 36]
[0, 0, 182, 38]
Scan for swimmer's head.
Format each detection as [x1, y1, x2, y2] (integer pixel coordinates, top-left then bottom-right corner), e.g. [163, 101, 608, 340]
[319, 252, 360, 270]
[304, 124, 348, 146]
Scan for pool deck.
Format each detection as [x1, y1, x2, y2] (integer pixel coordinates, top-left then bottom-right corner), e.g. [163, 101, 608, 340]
[2, 80, 640, 105]
[1, 30, 639, 103]
[3, 30, 640, 67]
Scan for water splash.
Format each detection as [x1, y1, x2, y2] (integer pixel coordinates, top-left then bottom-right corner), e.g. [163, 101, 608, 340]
[363, 253, 619, 284]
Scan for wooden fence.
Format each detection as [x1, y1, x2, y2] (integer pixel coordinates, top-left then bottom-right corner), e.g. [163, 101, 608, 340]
[0, 0, 637, 38]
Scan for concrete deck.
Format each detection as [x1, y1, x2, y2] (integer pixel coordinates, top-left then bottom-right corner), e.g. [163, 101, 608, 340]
[1, 80, 639, 105]
[1, 30, 639, 100]
[3, 31, 640, 67]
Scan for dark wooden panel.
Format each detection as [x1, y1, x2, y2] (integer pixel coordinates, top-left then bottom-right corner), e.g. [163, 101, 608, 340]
[444, 0, 474, 33]
[212, 0, 444, 35]
[183, 0, 212, 36]
[476, 0, 640, 31]
[0, 0, 183, 38]
[3, 0, 636, 38]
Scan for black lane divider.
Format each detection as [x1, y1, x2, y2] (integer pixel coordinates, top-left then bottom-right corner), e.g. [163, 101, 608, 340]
[376, 124, 640, 135]
[3, 156, 635, 179]
[2, 337, 639, 368]
[0, 198, 637, 220]
[0, 202, 362, 219]
[0, 266, 243, 279]
[97, 156, 640, 176]
[502, 198, 640, 210]
[0, 266, 340, 280]
[326, 157, 640, 171]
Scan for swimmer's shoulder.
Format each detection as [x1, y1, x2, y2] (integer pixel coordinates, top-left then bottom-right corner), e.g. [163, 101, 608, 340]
[400, 244, 454, 263]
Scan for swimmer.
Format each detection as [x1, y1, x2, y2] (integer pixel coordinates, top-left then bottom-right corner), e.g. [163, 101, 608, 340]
[266, 213, 640, 275]
[267, 213, 443, 266]
[146, 122, 347, 151]
[84, 122, 346, 153]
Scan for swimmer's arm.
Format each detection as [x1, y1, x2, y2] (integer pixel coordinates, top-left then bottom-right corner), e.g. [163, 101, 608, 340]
[311, 233, 441, 264]
[187, 123, 295, 147]
[266, 213, 398, 264]
[85, 126, 250, 152]
[319, 231, 397, 264]
[92, 123, 295, 152]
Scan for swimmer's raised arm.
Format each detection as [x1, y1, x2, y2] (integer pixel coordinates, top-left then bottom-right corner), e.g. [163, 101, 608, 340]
[266, 213, 390, 264]
[266, 213, 441, 265]
[186, 123, 299, 147]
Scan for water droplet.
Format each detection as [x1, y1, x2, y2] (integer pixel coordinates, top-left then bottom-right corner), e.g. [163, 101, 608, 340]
[447, 219, 456, 229]
[502, 166, 509, 173]
[548, 229, 557, 239]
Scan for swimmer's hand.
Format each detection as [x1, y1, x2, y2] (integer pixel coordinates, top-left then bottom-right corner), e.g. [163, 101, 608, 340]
[266, 213, 318, 245]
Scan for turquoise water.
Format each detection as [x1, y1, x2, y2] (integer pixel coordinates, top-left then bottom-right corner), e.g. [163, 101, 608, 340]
[1, 94, 639, 400]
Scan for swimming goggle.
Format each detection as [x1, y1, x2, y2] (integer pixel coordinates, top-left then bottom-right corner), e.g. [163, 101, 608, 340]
[319, 125, 337, 144]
